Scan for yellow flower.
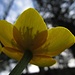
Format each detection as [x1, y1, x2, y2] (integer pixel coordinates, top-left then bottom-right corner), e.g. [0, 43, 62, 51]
[0, 8, 75, 67]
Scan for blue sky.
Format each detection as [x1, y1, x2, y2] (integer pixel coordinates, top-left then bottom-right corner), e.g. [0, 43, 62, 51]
[6, 0, 34, 23]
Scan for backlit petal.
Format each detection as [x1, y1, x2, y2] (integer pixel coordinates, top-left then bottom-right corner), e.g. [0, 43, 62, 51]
[29, 30, 48, 50]
[0, 20, 15, 47]
[13, 26, 25, 50]
[13, 26, 48, 50]
[2, 47, 23, 61]
[14, 8, 47, 33]
[14, 8, 47, 50]
[34, 27, 75, 57]
[30, 55, 56, 67]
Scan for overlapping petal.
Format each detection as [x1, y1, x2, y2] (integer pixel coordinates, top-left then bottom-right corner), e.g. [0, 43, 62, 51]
[30, 30, 48, 50]
[14, 8, 47, 33]
[0, 20, 13, 47]
[13, 8, 47, 50]
[2, 47, 23, 60]
[13, 26, 48, 50]
[30, 55, 56, 66]
[33, 27, 75, 57]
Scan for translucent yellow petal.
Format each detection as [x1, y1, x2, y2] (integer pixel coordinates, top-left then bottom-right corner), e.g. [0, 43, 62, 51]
[14, 8, 47, 50]
[13, 26, 48, 50]
[30, 30, 48, 50]
[2, 47, 23, 61]
[13, 26, 25, 50]
[30, 55, 56, 67]
[34, 27, 75, 57]
[14, 8, 47, 34]
[0, 20, 16, 47]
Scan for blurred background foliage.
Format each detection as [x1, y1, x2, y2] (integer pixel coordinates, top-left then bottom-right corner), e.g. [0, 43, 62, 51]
[0, 0, 75, 75]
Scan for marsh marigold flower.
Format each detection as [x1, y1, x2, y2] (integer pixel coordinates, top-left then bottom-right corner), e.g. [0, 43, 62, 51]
[0, 8, 75, 67]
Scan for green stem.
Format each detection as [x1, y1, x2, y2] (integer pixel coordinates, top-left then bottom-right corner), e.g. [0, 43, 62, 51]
[9, 50, 33, 75]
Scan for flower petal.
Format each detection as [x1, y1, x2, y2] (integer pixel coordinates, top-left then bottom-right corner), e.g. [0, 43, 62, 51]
[34, 27, 75, 57]
[13, 26, 48, 50]
[2, 47, 23, 61]
[14, 8, 47, 50]
[13, 26, 25, 50]
[14, 8, 47, 33]
[30, 30, 48, 50]
[0, 20, 15, 47]
[30, 55, 56, 67]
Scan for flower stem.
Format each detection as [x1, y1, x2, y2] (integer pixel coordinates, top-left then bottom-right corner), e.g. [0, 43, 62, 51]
[9, 50, 33, 75]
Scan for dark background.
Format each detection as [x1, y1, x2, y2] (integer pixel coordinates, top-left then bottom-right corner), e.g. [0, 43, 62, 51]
[0, 0, 75, 75]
